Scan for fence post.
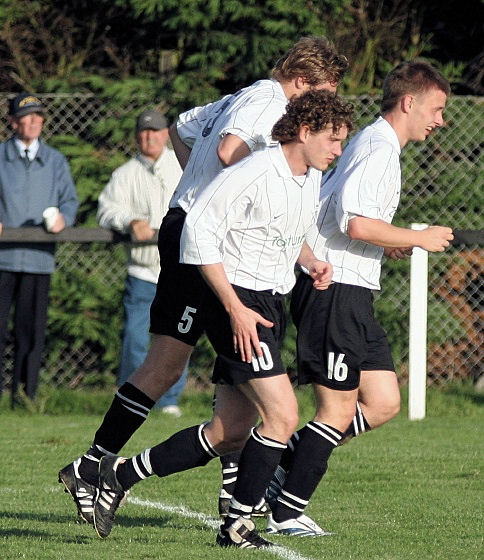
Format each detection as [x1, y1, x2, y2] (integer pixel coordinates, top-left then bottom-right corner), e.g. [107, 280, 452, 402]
[408, 223, 429, 420]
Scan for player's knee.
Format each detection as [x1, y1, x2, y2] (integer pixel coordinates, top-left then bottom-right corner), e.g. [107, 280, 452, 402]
[215, 433, 249, 455]
[371, 393, 400, 426]
[284, 410, 299, 439]
[314, 404, 355, 433]
[261, 410, 299, 442]
[141, 362, 182, 385]
[383, 393, 401, 421]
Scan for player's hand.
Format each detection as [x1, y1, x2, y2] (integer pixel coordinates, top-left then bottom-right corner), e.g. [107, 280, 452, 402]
[307, 259, 333, 290]
[49, 213, 66, 233]
[130, 219, 155, 241]
[418, 226, 453, 252]
[229, 304, 274, 364]
[384, 246, 413, 260]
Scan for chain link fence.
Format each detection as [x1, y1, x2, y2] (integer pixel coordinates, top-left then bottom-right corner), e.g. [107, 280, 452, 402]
[0, 93, 482, 392]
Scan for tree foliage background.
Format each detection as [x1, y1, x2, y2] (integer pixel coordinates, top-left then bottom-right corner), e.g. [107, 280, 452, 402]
[1, 0, 482, 104]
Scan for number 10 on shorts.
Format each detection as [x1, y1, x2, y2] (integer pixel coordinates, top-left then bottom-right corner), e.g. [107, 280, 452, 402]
[327, 352, 348, 381]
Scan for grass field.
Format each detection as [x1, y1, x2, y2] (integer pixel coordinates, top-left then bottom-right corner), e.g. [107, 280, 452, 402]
[1, 386, 483, 559]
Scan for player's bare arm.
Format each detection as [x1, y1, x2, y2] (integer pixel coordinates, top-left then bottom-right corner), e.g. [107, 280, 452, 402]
[169, 123, 192, 169]
[199, 262, 273, 363]
[348, 216, 453, 252]
[217, 134, 251, 167]
[297, 241, 333, 290]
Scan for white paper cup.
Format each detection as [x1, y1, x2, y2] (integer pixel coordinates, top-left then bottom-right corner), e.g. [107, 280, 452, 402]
[43, 206, 59, 232]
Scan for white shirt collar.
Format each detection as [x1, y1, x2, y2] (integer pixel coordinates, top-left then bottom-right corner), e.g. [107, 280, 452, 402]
[374, 116, 401, 154]
[14, 137, 40, 160]
[269, 143, 310, 185]
[271, 78, 287, 100]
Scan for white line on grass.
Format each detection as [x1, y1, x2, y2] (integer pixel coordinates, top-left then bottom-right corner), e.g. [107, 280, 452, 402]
[128, 496, 316, 560]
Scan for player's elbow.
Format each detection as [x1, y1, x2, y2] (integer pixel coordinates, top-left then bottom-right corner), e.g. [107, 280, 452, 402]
[347, 217, 366, 241]
[217, 141, 233, 167]
[217, 135, 250, 167]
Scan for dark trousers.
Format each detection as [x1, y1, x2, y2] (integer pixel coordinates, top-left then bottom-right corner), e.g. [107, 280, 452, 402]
[0, 271, 51, 403]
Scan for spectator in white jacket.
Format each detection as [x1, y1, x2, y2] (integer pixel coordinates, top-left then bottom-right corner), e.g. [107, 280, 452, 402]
[97, 110, 187, 415]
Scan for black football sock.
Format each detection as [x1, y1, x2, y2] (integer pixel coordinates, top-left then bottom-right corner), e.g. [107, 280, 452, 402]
[116, 423, 219, 490]
[78, 383, 155, 484]
[224, 428, 286, 527]
[219, 450, 242, 498]
[343, 401, 371, 440]
[272, 421, 342, 523]
[278, 426, 308, 473]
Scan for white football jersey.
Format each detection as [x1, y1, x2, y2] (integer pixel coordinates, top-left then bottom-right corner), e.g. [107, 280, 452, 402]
[171, 79, 288, 211]
[306, 117, 402, 290]
[181, 145, 322, 294]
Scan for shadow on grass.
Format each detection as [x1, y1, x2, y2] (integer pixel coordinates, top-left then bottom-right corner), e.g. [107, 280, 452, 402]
[0, 526, 91, 543]
[0, 509, 212, 537]
[0, 510, 87, 524]
[119, 513, 214, 533]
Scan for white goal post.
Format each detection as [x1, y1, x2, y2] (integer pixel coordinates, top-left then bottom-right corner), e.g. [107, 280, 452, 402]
[408, 223, 429, 420]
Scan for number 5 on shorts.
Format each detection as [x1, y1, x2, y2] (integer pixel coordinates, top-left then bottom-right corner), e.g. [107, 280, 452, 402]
[178, 306, 197, 334]
[327, 352, 348, 381]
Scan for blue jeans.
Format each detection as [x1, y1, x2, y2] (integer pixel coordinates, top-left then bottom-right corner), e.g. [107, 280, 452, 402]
[118, 275, 187, 408]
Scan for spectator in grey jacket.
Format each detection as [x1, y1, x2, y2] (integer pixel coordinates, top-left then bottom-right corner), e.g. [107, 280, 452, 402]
[0, 92, 78, 404]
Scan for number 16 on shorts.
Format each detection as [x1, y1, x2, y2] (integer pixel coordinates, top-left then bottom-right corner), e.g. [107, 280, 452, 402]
[327, 352, 348, 381]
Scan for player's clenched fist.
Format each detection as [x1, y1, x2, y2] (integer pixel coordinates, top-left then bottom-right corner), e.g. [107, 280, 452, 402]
[418, 226, 453, 252]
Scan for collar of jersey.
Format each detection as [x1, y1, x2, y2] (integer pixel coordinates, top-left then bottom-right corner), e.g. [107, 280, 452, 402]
[268, 143, 308, 183]
[373, 116, 401, 154]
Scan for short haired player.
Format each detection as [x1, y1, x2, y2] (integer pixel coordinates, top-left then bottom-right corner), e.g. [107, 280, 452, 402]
[264, 61, 454, 537]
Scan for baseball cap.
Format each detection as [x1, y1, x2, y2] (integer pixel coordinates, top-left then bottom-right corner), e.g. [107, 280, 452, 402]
[9, 92, 45, 118]
[136, 110, 168, 132]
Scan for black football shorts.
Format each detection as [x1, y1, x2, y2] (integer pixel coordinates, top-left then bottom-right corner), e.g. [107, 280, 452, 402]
[206, 285, 287, 386]
[149, 207, 208, 346]
[290, 273, 395, 391]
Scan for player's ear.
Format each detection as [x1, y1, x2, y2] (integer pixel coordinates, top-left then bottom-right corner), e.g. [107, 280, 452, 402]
[401, 94, 414, 114]
[298, 124, 310, 142]
[294, 76, 307, 90]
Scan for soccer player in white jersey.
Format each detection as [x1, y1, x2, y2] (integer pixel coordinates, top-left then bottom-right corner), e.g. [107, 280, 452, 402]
[89, 90, 354, 548]
[58, 36, 349, 526]
[264, 61, 454, 537]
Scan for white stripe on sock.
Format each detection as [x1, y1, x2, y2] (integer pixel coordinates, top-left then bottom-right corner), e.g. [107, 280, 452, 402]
[276, 497, 305, 513]
[198, 423, 219, 458]
[121, 403, 149, 419]
[116, 391, 151, 414]
[141, 448, 153, 475]
[222, 466, 238, 474]
[280, 489, 309, 507]
[307, 422, 341, 446]
[132, 456, 148, 480]
[251, 427, 287, 449]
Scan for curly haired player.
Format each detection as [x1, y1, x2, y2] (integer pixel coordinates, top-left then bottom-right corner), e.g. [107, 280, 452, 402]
[89, 90, 354, 548]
